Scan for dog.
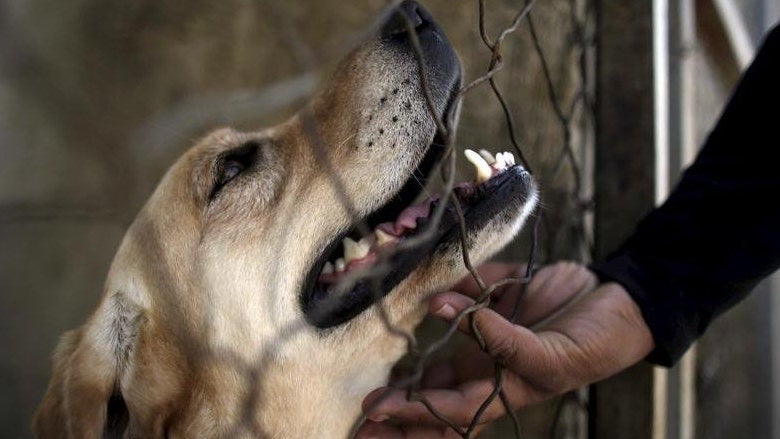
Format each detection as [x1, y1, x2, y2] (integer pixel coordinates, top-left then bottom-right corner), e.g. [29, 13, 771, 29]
[33, 1, 538, 437]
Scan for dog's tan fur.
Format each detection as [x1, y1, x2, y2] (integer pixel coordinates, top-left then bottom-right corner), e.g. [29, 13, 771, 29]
[34, 9, 537, 438]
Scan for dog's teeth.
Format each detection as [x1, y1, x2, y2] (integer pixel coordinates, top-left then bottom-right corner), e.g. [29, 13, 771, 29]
[464, 149, 492, 184]
[478, 149, 496, 165]
[343, 237, 370, 264]
[335, 258, 346, 272]
[494, 152, 508, 171]
[375, 229, 396, 246]
[321, 261, 334, 275]
[504, 151, 516, 166]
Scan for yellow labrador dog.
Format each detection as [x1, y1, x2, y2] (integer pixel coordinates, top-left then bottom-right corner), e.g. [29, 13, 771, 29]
[34, 1, 538, 437]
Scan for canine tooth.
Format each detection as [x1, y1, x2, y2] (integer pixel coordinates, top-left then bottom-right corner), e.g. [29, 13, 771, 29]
[478, 149, 496, 165]
[335, 258, 346, 272]
[343, 237, 370, 263]
[321, 261, 334, 275]
[504, 151, 516, 166]
[358, 236, 372, 248]
[464, 149, 492, 184]
[375, 229, 396, 246]
[494, 152, 507, 171]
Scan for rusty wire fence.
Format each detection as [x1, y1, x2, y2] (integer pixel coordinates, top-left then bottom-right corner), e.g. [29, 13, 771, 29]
[0, 0, 595, 437]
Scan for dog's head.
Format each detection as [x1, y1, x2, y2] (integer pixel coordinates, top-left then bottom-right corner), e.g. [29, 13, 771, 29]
[35, 2, 538, 437]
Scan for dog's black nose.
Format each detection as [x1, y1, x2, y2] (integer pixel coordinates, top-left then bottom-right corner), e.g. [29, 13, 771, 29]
[381, 0, 432, 37]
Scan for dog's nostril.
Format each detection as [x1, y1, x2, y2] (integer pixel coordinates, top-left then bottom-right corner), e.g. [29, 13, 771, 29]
[381, 0, 429, 37]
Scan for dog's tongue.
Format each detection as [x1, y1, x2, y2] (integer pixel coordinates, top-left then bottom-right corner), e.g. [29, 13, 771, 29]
[376, 196, 438, 236]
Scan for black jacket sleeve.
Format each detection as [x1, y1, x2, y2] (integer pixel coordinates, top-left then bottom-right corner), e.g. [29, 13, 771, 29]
[590, 24, 780, 367]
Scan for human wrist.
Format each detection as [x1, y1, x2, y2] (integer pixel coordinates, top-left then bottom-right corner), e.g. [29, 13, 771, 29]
[592, 282, 655, 367]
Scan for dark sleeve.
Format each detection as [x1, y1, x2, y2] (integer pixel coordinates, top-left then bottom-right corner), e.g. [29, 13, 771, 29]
[590, 24, 780, 367]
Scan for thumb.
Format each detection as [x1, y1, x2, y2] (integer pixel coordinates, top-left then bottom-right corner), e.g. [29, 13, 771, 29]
[430, 292, 552, 380]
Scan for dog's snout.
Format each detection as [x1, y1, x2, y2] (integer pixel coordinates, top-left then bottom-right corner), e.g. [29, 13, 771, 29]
[382, 0, 431, 37]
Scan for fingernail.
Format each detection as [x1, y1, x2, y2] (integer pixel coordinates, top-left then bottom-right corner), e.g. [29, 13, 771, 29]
[433, 303, 457, 320]
[368, 414, 389, 422]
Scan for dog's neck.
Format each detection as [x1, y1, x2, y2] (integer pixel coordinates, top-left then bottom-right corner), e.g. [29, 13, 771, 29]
[185, 320, 407, 438]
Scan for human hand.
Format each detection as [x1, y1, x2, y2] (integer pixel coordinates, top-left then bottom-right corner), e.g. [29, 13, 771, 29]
[356, 262, 654, 438]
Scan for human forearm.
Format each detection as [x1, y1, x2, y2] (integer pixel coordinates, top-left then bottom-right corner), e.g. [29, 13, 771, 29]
[592, 24, 780, 366]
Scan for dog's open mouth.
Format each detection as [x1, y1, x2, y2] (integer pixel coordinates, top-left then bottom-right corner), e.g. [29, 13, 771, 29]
[301, 137, 535, 328]
[299, 0, 536, 329]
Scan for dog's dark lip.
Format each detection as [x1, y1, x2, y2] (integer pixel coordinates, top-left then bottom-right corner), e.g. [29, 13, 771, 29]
[301, 165, 533, 329]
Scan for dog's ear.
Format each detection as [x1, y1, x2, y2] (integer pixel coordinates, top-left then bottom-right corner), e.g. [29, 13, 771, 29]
[34, 294, 141, 439]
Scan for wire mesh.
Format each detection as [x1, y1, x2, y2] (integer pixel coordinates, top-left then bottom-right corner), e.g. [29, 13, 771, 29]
[2, 0, 596, 437]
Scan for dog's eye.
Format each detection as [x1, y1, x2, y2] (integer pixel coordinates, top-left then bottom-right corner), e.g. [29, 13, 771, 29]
[220, 160, 245, 184]
[210, 142, 259, 199]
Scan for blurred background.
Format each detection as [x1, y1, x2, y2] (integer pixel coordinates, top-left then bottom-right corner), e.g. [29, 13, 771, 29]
[0, 0, 777, 437]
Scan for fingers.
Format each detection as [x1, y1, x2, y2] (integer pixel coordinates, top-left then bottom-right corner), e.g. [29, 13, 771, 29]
[452, 262, 526, 299]
[362, 266, 647, 438]
[429, 292, 476, 321]
[448, 261, 597, 329]
[429, 293, 553, 386]
[362, 382, 510, 429]
[360, 265, 605, 436]
[355, 420, 463, 439]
